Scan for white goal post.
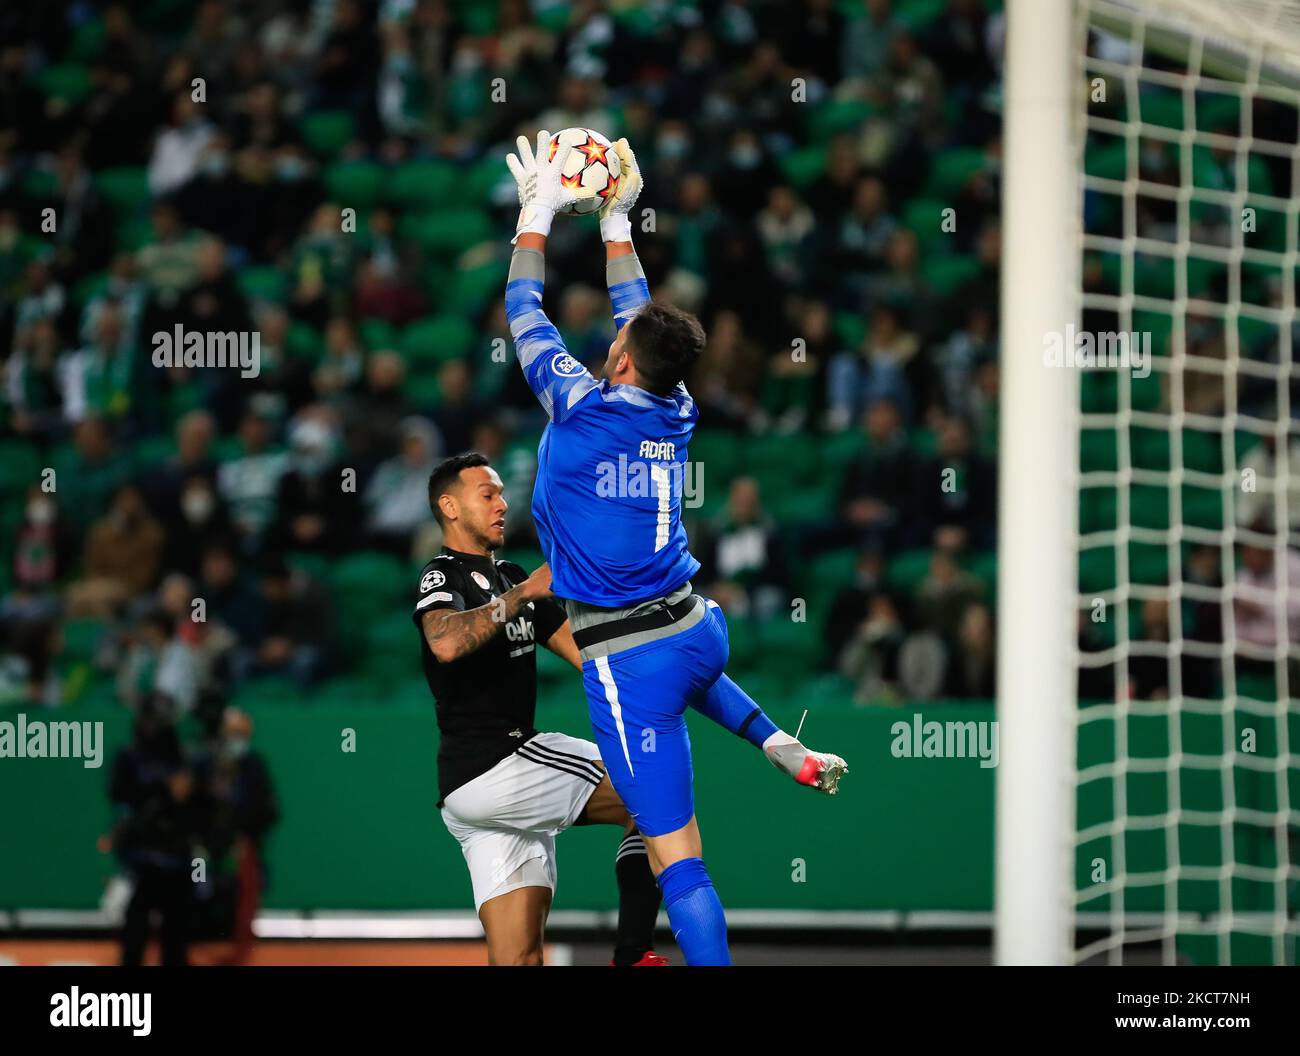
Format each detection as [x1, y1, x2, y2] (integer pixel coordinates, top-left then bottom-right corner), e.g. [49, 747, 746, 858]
[998, 0, 1300, 965]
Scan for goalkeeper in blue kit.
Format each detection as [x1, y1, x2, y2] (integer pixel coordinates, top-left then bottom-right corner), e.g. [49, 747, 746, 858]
[503, 131, 848, 965]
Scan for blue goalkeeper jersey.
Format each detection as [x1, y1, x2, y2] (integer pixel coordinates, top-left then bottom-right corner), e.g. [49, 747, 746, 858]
[505, 249, 700, 606]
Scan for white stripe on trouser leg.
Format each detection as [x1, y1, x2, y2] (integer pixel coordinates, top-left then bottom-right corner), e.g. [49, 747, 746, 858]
[594, 656, 635, 777]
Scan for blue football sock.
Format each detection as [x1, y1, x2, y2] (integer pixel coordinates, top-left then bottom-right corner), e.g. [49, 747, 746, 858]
[657, 857, 731, 966]
[691, 674, 780, 750]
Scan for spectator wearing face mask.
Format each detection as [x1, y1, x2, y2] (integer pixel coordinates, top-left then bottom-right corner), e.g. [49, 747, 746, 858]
[8, 486, 75, 612]
[195, 706, 279, 965]
[217, 410, 289, 549]
[245, 556, 335, 686]
[66, 483, 166, 618]
[162, 476, 235, 579]
[364, 416, 442, 556]
[273, 416, 354, 553]
[145, 409, 218, 514]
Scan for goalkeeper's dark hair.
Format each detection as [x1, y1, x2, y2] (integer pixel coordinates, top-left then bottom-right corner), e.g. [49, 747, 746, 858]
[428, 451, 491, 525]
[625, 302, 706, 396]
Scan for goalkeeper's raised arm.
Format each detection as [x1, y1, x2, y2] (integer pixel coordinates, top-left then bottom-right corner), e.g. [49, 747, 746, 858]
[502, 130, 597, 423]
[502, 131, 649, 422]
[598, 138, 650, 332]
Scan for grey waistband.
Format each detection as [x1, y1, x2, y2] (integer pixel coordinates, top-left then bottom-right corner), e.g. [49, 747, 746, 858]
[563, 583, 706, 661]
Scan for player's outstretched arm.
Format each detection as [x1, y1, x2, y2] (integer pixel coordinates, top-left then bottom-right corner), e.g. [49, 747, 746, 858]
[599, 139, 649, 331]
[504, 132, 601, 423]
[420, 566, 551, 664]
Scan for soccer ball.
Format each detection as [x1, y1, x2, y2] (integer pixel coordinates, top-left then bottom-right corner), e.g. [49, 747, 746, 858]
[549, 127, 621, 216]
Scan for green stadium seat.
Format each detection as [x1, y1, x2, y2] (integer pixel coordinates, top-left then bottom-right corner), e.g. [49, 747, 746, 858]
[299, 110, 357, 159]
[446, 259, 508, 315]
[96, 167, 151, 215]
[358, 318, 398, 351]
[1078, 484, 1117, 535]
[134, 434, 176, 471]
[405, 372, 442, 407]
[286, 322, 323, 362]
[1196, 93, 1239, 132]
[1129, 541, 1169, 585]
[901, 197, 950, 249]
[778, 146, 827, 189]
[0, 440, 42, 499]
[389, 161, 458, 208]
[1130, 369, 1163, 412]
[834, 311, 867, 349]
[35, 63, 91, 105]
[73, 271, 109, 307]
[237, 266, 288, 303]
[924, 147, 987, 198]
[402, 209, 492, 254]
[807, 549, 858, 616]
[22, 169, 57, 199]
[1078, 545, 1117, 595]
[69, 17, 106, 61]
[462, 155, 507, 202]
[400, 315, 475, 365]
[1139, 89, 1184, 131]
[535, 5, 571, 33]
[115, 217, 155, 251]
[1132, 427, 1171, 471]
[61, 620, 103, 663]
[723, 616, 760, 669]
[744, 434, 819, 492]
[885, 548, 933, 596]
[1079, 428, 1118, 474]
[461, 2, 500, 35]
[821, 430, 865, 474]
[1182, 482, 1224, 531]
[328, 552, 408, 620]
[1084, 140, 1128, 182]
[754, 618, 822, 679]
[922, 254, 981, 297]
[323, 160, 385, 209]
[808, 99, 877, 142]
[895, 0, 948, 30]
[688, 430, 742, 486]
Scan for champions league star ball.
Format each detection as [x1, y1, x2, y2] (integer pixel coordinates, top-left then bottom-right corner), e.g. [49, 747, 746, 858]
[549, 127, 622, 216]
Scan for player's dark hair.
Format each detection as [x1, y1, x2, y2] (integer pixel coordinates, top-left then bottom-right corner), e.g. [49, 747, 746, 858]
[625, 302, 706, 396]
[428, 451, 491, 525]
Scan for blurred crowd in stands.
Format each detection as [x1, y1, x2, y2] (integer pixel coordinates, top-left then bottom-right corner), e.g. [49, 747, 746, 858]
[0, 0, 1020, 714]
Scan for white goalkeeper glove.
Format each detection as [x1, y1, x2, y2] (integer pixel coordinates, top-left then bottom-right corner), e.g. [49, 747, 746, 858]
[598, 138, 642, 243]
[506, 130, 579, 243]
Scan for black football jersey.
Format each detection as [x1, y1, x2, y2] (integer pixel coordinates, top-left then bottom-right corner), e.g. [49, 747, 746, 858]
[411, 547, 567, 799]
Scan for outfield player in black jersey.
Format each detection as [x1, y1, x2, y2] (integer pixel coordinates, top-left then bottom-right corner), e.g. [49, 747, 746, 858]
[413, 452, 665, 966]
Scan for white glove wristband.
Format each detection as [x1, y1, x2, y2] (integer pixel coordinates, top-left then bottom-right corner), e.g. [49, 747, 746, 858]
[600, 213, 633, 244]
[513, 202, 555, 243]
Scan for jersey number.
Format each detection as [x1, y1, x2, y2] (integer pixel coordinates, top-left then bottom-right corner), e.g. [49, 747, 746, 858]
[652, 464, 670, 553]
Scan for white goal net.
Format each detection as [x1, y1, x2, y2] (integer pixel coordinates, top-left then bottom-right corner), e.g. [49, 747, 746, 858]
[1071, 0, 1300, 965]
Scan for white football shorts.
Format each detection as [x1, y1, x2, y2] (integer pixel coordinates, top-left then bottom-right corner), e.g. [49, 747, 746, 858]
[440, 732, 604, 911]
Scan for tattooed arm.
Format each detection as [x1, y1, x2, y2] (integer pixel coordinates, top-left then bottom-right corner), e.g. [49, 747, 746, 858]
[420, 565, 552, 664]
